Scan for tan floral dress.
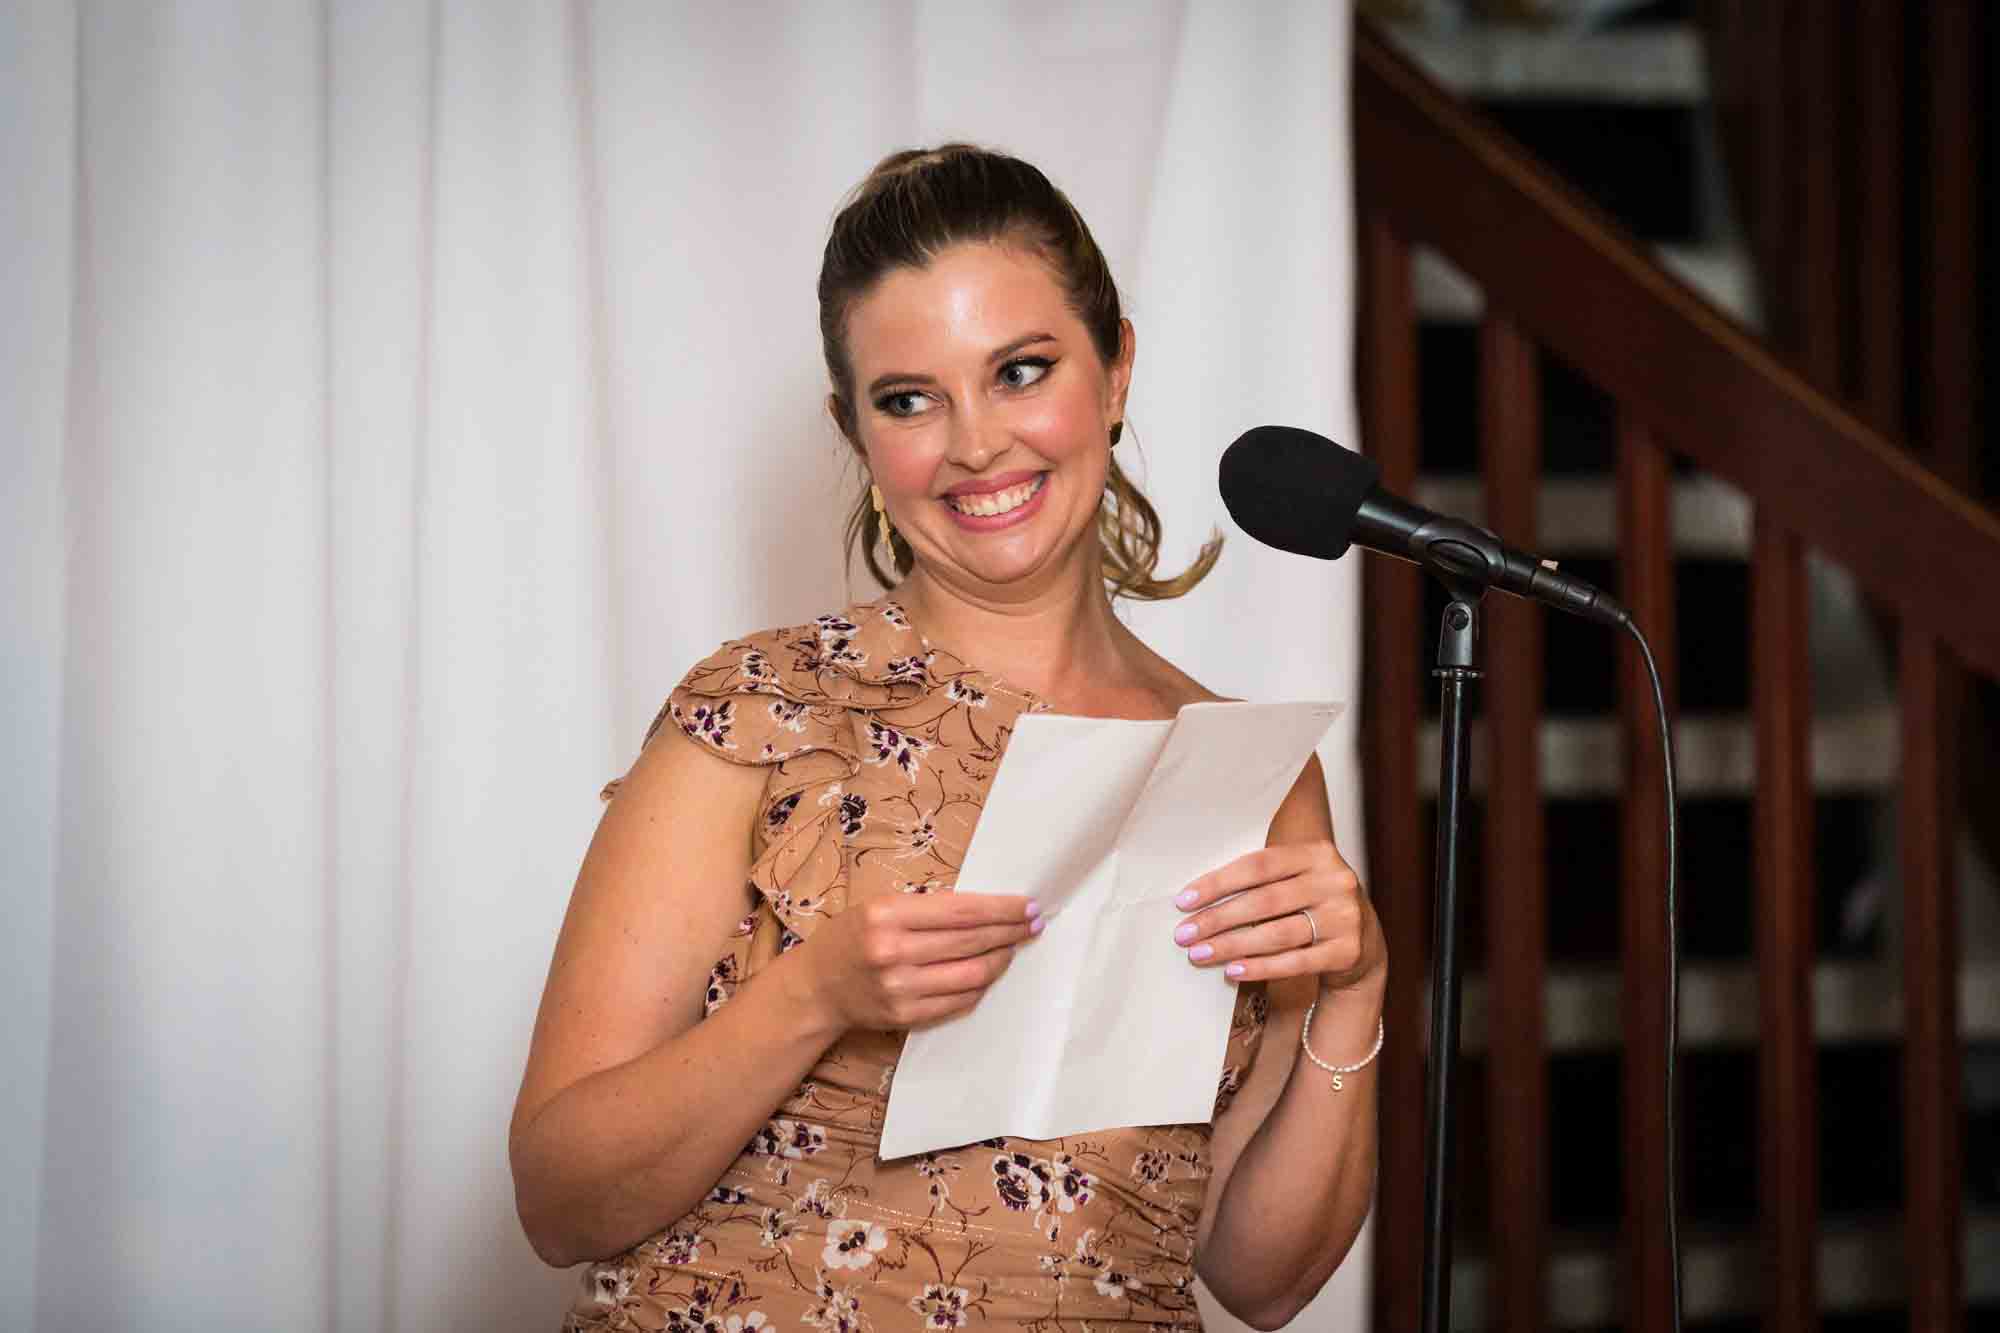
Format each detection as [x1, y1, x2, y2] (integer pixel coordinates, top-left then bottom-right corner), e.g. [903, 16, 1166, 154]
[565, 598, 1268, 1332]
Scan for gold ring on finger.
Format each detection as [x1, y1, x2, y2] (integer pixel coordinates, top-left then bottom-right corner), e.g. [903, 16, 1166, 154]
[1298, 907, 1318, 946]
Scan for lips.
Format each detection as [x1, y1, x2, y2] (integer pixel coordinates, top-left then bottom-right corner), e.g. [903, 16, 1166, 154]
[944, 473, 1046, 518]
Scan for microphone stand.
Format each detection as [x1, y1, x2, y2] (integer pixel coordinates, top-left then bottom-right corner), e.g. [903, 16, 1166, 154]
[1421, 579, 1484, 1333]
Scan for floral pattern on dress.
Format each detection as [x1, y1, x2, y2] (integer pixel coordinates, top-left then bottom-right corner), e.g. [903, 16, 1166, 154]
[569, 599, 1268, 1332]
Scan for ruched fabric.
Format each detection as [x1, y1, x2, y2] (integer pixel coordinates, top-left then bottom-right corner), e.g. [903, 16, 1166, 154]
[567, 600, 1267, 1332]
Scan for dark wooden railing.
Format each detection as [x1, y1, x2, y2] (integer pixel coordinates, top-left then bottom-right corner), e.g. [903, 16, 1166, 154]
[1352, 19, 2000, 1332]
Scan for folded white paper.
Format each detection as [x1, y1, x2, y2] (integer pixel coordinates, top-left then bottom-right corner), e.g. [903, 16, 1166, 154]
[877, 700, 1343, 1159]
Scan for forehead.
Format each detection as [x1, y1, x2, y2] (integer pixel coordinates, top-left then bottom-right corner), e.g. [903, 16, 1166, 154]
[844, 242, 1080, 373]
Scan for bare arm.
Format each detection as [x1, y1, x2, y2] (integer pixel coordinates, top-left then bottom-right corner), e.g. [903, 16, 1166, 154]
[509, 722, 1039, 1267]
[1186, 756, 1386, 1329]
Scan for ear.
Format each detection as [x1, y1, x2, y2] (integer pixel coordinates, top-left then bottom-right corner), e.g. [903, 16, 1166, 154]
[826, 393, 866, 459]
[1106, 319, 1136, 428]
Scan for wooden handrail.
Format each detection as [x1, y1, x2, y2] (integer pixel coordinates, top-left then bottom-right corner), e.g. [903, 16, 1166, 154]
[1353, 21, 2000, 684]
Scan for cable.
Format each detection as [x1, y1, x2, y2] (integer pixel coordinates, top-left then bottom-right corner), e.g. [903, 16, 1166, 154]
[1624, 618, 1683, 1332]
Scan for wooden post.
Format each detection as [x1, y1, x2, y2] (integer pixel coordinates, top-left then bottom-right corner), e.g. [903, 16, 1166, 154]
[1617, 418, 1678, 1333]
[1750, 520, 1818, 1332]
[1478, 315, 1546, 1333]
[1900, 628, 1964, 1331]
[1360, 213, 1426, 1333]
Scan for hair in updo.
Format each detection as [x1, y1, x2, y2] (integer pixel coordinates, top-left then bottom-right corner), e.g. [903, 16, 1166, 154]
[818, 143, 1221, 600]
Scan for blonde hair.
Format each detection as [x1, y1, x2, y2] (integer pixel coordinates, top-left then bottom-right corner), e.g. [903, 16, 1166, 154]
[818, 144, 1220, 600]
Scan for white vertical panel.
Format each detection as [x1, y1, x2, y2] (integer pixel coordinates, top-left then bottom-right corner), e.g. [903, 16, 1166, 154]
[386, 1, 612, 1326]
[0, 2, 77, 1323]
[322, 2, 434, 1325]
[34, 1, 331, 1325]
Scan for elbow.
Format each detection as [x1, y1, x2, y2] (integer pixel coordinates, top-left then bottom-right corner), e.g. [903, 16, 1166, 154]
[1202, 1229, 1364, 1330]
[510, 1131, 594, 1269]
[1199, 1269, 1313, 1331]
[509, 1134, 680, 1270]
[523, 1229, 582, 1272]
[514, 1182, 588, 1270]
[1227, 1293, 1312, 1332]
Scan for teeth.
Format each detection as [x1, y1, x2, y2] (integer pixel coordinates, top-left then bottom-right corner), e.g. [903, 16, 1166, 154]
[949, 474, 1044, 517]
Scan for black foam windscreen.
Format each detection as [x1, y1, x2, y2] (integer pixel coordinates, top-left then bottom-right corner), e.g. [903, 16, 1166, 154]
[1217, 425, 1380, 560]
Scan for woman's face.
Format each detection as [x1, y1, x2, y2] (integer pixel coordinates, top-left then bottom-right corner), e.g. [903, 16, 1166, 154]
[840, 241, 1133, 602]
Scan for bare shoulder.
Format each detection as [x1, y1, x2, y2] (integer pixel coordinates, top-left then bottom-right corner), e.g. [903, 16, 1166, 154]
[1123, 635, 1228, 712]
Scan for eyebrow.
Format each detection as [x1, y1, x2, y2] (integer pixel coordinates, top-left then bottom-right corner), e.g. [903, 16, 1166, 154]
[865, 332, 1059, 397]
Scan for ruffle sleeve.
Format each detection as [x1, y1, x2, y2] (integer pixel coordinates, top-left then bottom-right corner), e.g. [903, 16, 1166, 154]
[600, 613, 931, 945]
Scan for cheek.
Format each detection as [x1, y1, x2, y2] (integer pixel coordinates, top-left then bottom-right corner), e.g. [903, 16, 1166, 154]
[1013, 385, 1109, 463]
[869, 446, 940, 500]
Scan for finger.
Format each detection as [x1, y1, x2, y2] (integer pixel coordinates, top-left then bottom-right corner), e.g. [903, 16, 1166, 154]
[899, 920, 1038, 964]
[899, 983, 995, 1028]
[899, 946, 1015, 998]
[1175, 874, 1320, 944]
[1208, 945, 1326, 985]
[892, 892, 1041, 929]
[1173, 845, 1323, 912]
[1183, 909, 1319, 967]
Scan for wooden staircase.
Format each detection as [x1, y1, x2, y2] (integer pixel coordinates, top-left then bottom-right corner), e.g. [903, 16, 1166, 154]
[1351, 9, 2000, 1330]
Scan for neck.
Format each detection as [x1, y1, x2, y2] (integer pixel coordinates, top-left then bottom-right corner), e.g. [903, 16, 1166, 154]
[896, 560, 1130, 700]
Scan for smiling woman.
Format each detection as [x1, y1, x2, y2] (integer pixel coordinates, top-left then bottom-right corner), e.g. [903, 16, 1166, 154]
[511, 145, 1384, 1333]
[820, 147, 1221, 602]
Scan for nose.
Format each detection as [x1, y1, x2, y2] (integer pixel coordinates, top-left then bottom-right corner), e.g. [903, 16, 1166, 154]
[944, 397, 1004, 473]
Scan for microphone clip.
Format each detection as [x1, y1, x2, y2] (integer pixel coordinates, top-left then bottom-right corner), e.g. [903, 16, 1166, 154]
[1434, 595, 1483, 677]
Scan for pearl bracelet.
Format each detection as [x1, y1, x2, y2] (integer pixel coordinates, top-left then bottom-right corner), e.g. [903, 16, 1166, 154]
[1300, 1001, 1385, 1091]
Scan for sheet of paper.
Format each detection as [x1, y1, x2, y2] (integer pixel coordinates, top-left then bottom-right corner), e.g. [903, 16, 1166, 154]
[878, 700, 1342, 1159]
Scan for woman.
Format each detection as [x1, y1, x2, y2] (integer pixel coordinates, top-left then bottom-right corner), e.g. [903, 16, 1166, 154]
[511, 144, 1385, 1332]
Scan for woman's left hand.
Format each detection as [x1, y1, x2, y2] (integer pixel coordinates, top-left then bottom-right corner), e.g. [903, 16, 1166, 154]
[1172, 841, 1384, 992]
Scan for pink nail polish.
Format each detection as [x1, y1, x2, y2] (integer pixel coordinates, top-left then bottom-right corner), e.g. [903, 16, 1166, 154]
[1174, 889, 1198, 909]
[1189, 944, 1213, 962]
[1174, 922, 1198, 945]
[1224, 963, 1245, 978]
[1025, 899, 1041, 919]
[1029, 916, 1046, 936]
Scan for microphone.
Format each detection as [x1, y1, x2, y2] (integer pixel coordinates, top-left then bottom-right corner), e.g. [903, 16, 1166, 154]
[1218, 424, 1629, 627]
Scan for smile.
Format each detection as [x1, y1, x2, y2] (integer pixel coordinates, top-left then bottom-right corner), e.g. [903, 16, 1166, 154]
[945, 473, 1047, 518]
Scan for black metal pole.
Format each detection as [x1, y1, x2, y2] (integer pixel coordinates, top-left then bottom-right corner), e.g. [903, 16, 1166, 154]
[1421, 594, 1483, 1333]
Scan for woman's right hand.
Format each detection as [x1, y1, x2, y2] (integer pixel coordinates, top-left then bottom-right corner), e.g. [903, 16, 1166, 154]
[798, 891, 1043, 1032]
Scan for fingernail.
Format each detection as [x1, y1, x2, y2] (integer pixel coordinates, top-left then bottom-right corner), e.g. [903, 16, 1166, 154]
[1173, 922, 1198, 945]
[1174, 889, 1199, 909]
[1025, 899, 1041, 919]
[1189, 943, 1213, 962]
[1224, 962, 1245, 978]
[1029, 916, 1046, 936]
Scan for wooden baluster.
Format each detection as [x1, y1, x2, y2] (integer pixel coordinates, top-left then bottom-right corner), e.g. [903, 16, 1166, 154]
[1901, 629, 1963, 1330]
[1750, 520, 1817, 1331]
[1794, 0, 1839, 394]
[1923, 3, 1978, 482]
[1854, 2, 1904, 435]
[1477, 316, 1545, 1333]
[1750, 0, 1795, 351]
[1616, 419, 1678, 1333]
[1360, 214, 1425, 1333]
[1905, 12, 1977, 1321]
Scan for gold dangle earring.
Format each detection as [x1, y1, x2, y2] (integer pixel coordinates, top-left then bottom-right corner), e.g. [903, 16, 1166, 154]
[870, 482, 898, 570]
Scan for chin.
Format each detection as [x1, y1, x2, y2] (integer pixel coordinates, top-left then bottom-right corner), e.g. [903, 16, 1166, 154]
[959, 533, 1098, 593]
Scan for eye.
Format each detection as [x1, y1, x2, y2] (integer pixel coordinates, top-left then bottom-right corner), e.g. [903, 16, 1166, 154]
[873, 389, 932, 419]
[998, 356, 1053, 389]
